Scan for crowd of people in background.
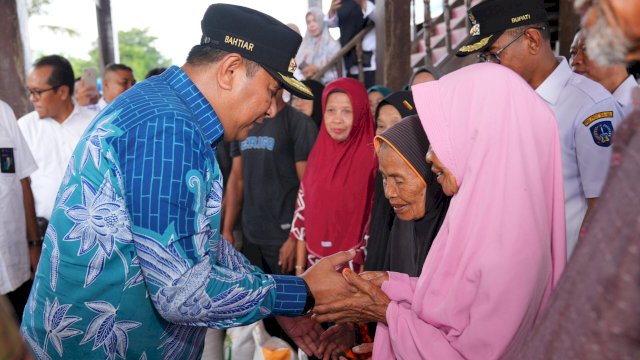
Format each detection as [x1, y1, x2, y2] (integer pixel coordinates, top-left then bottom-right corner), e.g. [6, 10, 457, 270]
[1, 0, 639, 359]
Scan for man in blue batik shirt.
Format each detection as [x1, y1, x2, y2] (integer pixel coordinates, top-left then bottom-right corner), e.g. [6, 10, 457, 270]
[21, 4, 356, 359]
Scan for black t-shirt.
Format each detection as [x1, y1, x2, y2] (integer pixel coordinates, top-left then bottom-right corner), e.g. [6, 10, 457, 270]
[230, 105, 318, 245]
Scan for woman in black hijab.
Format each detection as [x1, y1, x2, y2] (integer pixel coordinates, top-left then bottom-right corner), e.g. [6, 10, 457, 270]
[368, 114, 450, 276]
[366, 91, 432, 273]
[291, 79, 324, 128]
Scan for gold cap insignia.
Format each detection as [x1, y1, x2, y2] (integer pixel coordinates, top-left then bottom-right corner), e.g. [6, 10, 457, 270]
[459, 35, 493, 53]
[288, 58, 297, 73]
[470, 23, 480, 36]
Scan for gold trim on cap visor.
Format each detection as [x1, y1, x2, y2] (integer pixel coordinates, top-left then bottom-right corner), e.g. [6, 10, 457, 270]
[278, 73, 313, 97]
[459, 35, 493, 53]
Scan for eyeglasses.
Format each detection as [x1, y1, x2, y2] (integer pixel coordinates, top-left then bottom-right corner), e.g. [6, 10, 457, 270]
[478, 27, 546, 64]
[25, 85, 62, 100]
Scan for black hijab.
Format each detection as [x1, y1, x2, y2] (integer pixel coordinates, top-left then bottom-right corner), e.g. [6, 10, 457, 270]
[365, 92, 417, 272]
[370, 115, 450, 276]
[301, 79, 325, 128]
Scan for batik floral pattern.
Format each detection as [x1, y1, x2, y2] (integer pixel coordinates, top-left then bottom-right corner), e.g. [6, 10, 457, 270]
[64, 177, 133, 287]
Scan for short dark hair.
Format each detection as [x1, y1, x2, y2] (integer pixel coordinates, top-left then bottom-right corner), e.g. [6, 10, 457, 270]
[105, 63, 133, 74]
[145, 67, 167, 79]
[33, 54, 75, 94]
[186, 45, 260, 77]
[507, 22, 551, 41]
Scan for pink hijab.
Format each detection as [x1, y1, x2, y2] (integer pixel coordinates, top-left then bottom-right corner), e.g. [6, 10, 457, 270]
[373, 63, 567, 359]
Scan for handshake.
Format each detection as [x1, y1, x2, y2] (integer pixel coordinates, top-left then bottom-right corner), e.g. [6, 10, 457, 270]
[276, 250, 391, 359]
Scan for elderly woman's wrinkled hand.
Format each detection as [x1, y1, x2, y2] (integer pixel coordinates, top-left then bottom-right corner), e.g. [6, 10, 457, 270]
[359, 271, 389, 287]
[312, 268, 390, 324]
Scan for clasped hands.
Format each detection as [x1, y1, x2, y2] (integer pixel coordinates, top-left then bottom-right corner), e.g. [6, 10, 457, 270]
[279, 250, 391, 359]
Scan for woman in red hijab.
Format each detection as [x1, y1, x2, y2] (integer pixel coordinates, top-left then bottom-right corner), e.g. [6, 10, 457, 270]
[291, 78, 377, 275]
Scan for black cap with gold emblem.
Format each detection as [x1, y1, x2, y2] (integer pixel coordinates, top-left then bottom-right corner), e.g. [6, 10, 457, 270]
[456, 0, 549, 57]
[200, 3, 314, 99]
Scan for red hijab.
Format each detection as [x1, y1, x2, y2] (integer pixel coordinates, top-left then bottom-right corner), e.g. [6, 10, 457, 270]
[302, 78, 377, 262]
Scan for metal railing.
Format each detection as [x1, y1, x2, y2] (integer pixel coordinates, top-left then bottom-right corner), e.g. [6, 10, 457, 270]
[311, 21, 375, 84]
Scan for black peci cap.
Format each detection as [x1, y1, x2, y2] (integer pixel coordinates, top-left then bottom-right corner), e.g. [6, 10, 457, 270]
[200, 3, 314, 99]
[456, 0, 549, 57]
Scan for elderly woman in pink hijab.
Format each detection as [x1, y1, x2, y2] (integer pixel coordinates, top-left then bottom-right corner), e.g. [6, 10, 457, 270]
[313, 63, 567, 359]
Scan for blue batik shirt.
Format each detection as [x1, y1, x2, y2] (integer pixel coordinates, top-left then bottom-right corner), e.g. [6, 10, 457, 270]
[21, 66, 307, 360]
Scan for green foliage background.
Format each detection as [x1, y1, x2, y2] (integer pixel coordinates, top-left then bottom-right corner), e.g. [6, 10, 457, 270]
[67, 28, 172, 81]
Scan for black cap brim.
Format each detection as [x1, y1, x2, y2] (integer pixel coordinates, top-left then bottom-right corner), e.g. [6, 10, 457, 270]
[262, 66, 314, 100]
[456, 31, 503, 57]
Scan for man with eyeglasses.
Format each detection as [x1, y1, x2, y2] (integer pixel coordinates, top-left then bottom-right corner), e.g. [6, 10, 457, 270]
[456, 0, 622, 259]
[18, 55, 97, 238]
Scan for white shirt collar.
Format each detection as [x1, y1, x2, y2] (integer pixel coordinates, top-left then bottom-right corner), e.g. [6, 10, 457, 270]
[612, 75, 638, 111]
[535, 57, 572, 106]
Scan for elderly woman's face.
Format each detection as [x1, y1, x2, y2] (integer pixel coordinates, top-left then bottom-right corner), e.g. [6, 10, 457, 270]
[378, 145, 427, 221]
[426, 145, 459, 196]
[376, 104, 402, 135]
[324, 92, 354, 142]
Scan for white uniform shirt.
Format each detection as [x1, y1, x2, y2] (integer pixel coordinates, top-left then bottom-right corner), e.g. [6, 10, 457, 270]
[612, 75, 638, 118]
[536, 58, 623, 257]
[96, 97, 108, 112]
[326, 1, 376, 73]
[18, 104, 96, 219]
[0, 100, 37, 294]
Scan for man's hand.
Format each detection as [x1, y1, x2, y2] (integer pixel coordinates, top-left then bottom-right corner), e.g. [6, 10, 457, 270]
[29, 245, 41, 275]
[312, 268, 390, 324]
[300, 250, 357, 306]
[276, 315, 324, 358]
[302, 64, 319, 79]
[278, 237, 296, 273]
[328, 0, 342, 18]
[318, 323, 356, 360]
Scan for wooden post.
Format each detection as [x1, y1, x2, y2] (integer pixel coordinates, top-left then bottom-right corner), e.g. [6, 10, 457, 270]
[444, 0, 452, 53]
[424, 0, 433, 66]
[378, 0, 412, 90]
[96, 0, 115, 72]
[558, 0, 580, 59]
[0, 0, 30, 117]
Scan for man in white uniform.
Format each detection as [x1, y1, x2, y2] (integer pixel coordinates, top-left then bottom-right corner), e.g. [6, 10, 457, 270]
[570, 30, 638, 118]
[0, 99, 40, 320]
[457, 0, 623, 257]
[19, 55, 97, 228]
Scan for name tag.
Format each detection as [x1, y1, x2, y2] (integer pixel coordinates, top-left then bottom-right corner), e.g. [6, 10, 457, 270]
[0, 148, 15, 173]
[321, 241, 332, 247]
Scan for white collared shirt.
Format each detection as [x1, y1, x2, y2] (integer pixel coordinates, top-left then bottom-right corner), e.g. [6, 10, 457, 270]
[18, 104, 97, 219]
[535, 58, 623, 257]
[0, 100, 37, 293]
[612, 75, 638, 118]
[96, 97, 108, 111]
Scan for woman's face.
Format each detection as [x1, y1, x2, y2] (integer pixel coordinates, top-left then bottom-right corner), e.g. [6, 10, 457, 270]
[306, 13, 321, 37]
[411, 71, 436, 85]
[378, 145, 427, 221]
[292, 96, 314, 117]
[368, 91, 385, 117]
[324, 92, 354, 142]
[426, 145, 459, 196]
[376, 104, 402, 135]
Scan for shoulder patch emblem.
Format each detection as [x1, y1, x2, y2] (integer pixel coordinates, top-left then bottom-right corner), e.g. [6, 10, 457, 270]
[590, 120, 614, 147]
[583, 111, 613, 127]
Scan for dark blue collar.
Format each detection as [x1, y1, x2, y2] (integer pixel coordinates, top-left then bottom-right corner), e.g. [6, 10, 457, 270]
[160, 66, 224, 146]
